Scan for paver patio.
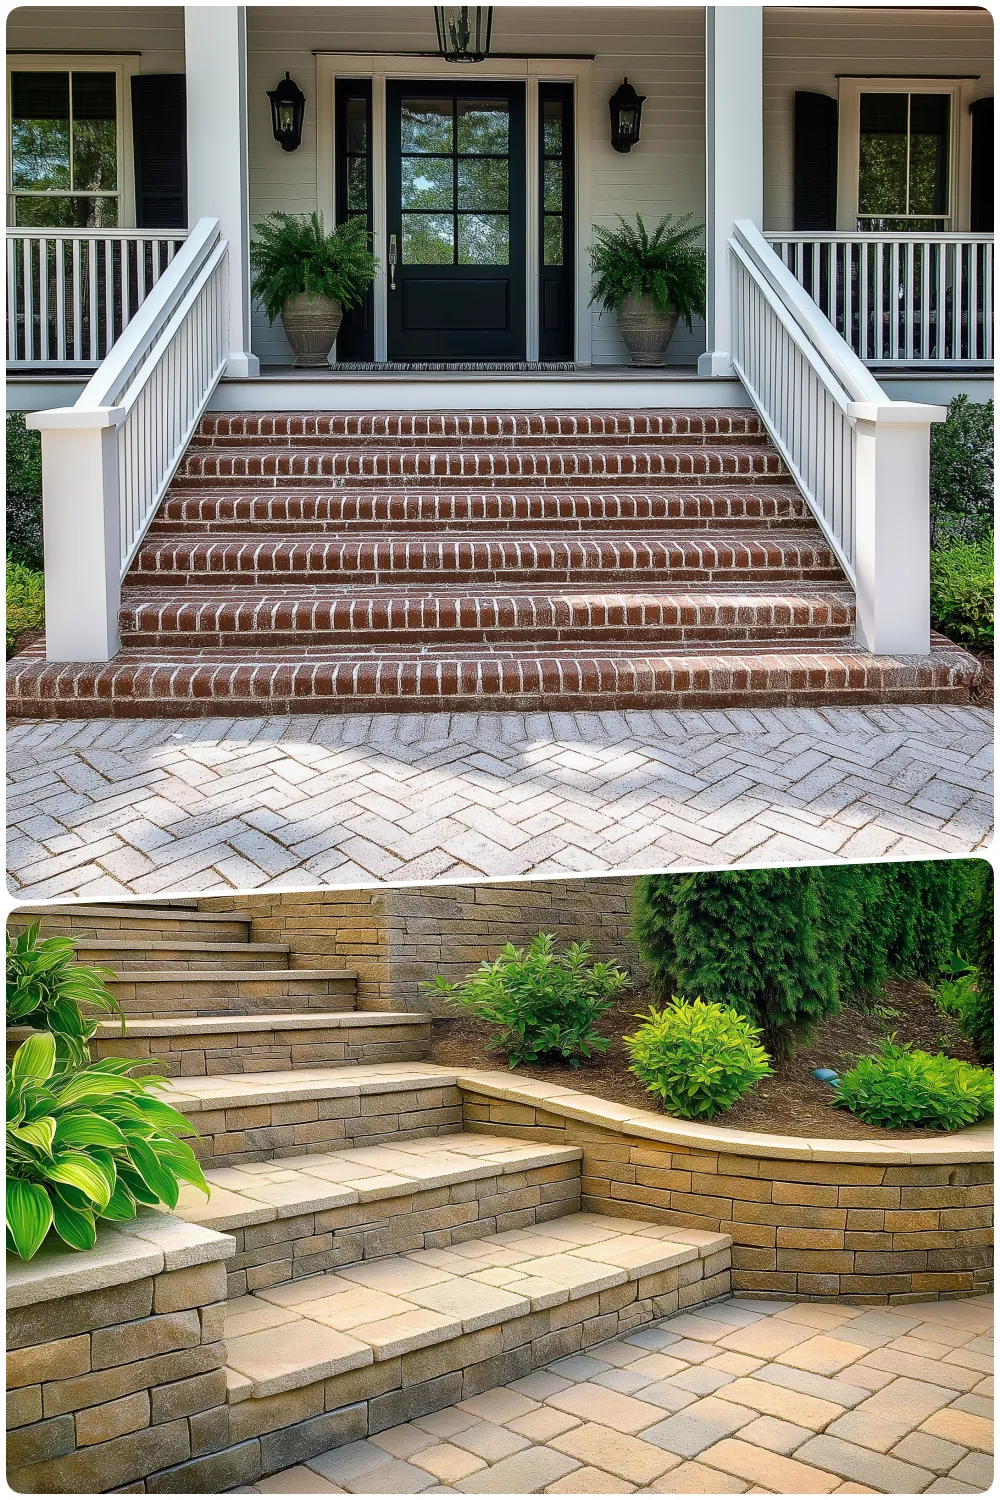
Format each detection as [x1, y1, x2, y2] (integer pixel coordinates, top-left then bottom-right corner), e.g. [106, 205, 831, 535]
[235, 1294, 994, 1495]
[6, 705, 993, 898]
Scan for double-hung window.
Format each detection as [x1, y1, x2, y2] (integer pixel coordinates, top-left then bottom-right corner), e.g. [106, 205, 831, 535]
[8, 65, 123, 226]
[857, 90, 951, 231]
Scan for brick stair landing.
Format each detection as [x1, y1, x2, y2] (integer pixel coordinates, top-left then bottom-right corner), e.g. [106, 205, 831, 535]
[6, 409, 981, 716]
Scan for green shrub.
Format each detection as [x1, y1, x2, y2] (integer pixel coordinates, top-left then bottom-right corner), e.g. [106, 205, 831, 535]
[588, 214, 706, 328]
[422, 932, 629, 1068]
[833, 1039, 993, 1131]
[7, 921, 124, 1064]
[937, 955, 993, 1064]
[624, 997, 771, 1119]
[929, 396, 994, 546]
[6, 1033, 208, 1260]
[6, 413, 43, 571]
[251, 212, 378, 323]
[6, 557, 44, 656]
[965, 861, 994, 1028]
[930, 537, 993, 650]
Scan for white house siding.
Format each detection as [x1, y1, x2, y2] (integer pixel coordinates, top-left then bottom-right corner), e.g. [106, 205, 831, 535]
[763, 5, 994, 232]
[245, 6, 706, 367]
[6, 6, 184, 74]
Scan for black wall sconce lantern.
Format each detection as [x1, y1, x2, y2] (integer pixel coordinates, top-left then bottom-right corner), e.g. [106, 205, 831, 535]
[609, 78, 645, 153]
[267, 72, 306, 151]
[433, 6, 494, 62]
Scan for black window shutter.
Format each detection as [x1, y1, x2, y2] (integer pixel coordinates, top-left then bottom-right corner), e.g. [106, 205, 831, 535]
[970, 97, 993, 232]
[793, 91, 838, 230]
[131, 74, 187, 229]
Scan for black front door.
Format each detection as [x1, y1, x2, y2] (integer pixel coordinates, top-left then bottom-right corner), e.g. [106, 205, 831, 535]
[386, 81, 526, 361]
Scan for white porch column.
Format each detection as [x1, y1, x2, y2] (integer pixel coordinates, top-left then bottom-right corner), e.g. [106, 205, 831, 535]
[698, 6, 763, 377]
[184, 6, 258, 376]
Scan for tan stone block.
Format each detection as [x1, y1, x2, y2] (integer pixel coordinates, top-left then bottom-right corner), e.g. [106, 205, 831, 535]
[7, 1280, 154, 1352]
[76, 1390, 151, 1446]
[188, 1403, 231, 1457]
[774, 1163, 885, 1186]
[670, 1192, 733, 1219]
[776, 1250, 855, 1273]
[797, 1274, 843, 1297]
[838, 1187, 901, 1209]
[229, 1382, 325, 1442]
[634, 1166, 692, 1193]
[919, 1408, 993, 1452]
[732, 1248, 777, 1271]
[724, 1219, 777, 1249]
[547, 1384, 667, 1435]
[153, 1261, 228, 1313]
[698, 1437, 840, 1492]
[6, 1414, 77, 1470]
[776, 1336, 871, 1376]
[91, 1310, 206, 1370]
[733, 1270, 798, 1293]
[884, 1210, 941, 1232]
[772, 1181, 839, 1207]
[550, 1422, 679, 1483]
[150, 1368, 228, 1423]
[736, 1202, 846, 1230]
[8, 1385, 43, 1429]
[7, 1334, 90, 1388]
[200, 1302, 227, 1342]
[846, 1210, 886, 1231]
[776, 1228, 846, 1251]
[43, 1344, 224, 1418]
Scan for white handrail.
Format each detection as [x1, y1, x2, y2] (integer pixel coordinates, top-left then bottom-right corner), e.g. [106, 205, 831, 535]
[27, 218, 229, 663]
[731, 220, 945, 656]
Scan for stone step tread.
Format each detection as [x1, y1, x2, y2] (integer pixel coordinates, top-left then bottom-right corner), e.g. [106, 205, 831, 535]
[161, 1062, 453, 1114]
[223, 1212, 731, 1399]
[108, 968, 358, 982]
[72, 938, 291, 955]
[95, 1011, 428, 1035]
[15, 904, 254, 923]
[174, 1133, 582, 1231]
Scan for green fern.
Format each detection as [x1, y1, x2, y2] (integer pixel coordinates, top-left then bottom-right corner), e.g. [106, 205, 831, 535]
[250, 212, 378, 323]
[588, 213, 706, 328]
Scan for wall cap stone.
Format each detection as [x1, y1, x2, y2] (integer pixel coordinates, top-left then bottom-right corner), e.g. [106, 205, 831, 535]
[6, 1213, 235, 1309]
[91, 1012, 432, 1036]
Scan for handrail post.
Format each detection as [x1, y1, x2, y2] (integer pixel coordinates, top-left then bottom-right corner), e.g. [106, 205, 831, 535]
[25, 407, 127, 662]
[848, 401, 946, 656]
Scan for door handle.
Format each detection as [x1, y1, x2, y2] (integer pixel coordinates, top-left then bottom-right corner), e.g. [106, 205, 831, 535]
[389, 234, 398, 291]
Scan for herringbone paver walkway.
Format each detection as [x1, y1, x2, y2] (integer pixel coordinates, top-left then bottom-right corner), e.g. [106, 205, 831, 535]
[235, 1294, 994, 1495]
[6, 706, 992, 898]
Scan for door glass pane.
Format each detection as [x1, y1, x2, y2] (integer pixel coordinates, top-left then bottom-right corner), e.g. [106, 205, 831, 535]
[908, 94, 949, 215]
[10, 72, 71, 190]
[13, 193, 118, 226]
[858, 94, 908, 217]
[543, 159, 563, 213]
[345, 97, 367, 154]
[71, 72, 116, 190]
[542, 100, 563, 155]
[401, 99, 453, 153]
[403, 212, 454, 263]
[543, 215, 563, 267]
[457, 101, 508, 154]
[402, 156, 453, 210]
[457, 156, 508, 210]
[458, 213, 509, 265]
[347, 156, 368, 212]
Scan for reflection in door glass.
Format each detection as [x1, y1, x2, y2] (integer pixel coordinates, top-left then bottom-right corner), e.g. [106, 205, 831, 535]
[457, 101, 509, 154]
[457, 157, 508, 211]
[402, 156, 453, 210]
[401, 99, 453, 153]
[458, 213, 509, 264]
[403, 212, 455, 263]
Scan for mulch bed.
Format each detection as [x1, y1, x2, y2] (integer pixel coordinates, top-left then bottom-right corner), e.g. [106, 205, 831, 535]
[429, 979, 986, 1142]
[971, 650, 994, 709]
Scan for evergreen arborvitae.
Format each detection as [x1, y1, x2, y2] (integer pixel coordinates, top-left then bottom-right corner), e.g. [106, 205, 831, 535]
[632, 875, 679, 996]
[885, 860, 974, 979]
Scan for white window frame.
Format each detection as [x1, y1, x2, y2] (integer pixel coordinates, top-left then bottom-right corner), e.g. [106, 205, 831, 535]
[6, 54, 139, 229]
[314, 52, 593, 364]
[837, 75, 974, 233]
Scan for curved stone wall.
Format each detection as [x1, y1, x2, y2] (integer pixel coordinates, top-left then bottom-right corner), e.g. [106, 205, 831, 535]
[457, 1070, 994, 1303]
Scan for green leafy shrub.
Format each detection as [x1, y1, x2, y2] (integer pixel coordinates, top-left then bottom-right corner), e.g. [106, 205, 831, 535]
[624, 997, 771, 1119]
[929, 396, 994, 546]
[6, 557, 44, 656]
[7, 920, 123, 1064]
[930, 537, 993, 650]
[937, 955, 993, 1064]
[833, 1039, 993, 1131]
[6, 412, 43, 571]
[422, 932, 628, 1068]
[588, 214, 706, 328]
[250, 212, 378, 322]
[6, 1032, 208, 1260]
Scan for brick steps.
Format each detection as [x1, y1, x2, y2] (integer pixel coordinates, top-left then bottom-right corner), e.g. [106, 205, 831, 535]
[87, 1011, 432, 1077]
[70, 937, 293, 971]
[106, 967, 359, 1018]
[152, 485, 810, 532]
[193, 410, 768, 445]
[119, 586, 856, 648]
[8, 636, 979, 717]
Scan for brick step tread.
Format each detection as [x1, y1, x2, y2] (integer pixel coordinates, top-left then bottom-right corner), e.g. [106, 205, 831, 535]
[120, 588, 856, 648]
[175, 1133, 582, 1234]
[194, 409, 767, 442]
[154, 485, 809, 530]
[223, 1213, 730, 1400]
[8, 639, 980, 716]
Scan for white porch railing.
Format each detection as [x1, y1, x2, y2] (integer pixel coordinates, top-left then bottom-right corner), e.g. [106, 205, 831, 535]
[6, 229, 187, 367]
[27, 219, 228, 662]
[731, 221, 945, 656]
[766, 233, 993, 366]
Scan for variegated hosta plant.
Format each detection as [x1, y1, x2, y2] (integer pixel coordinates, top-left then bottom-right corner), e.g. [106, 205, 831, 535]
[7, 920, 124, 1064]
[6, 1033, 209, 1261]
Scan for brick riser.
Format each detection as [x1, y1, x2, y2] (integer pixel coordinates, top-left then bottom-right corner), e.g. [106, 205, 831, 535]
[7, 408, 982, 716]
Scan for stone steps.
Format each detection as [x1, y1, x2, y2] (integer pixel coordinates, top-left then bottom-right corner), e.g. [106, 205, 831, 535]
[105, 968, 359, 1018]
[88, 1011, 432, 1077]
[69, 937, 293, 971]
[11, 904, 254, 943]
[119, 586, 856, 649]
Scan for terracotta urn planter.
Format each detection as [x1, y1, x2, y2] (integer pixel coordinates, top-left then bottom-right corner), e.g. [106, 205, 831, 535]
[280, 292, 343, 368]
[617, 294, 679, 367]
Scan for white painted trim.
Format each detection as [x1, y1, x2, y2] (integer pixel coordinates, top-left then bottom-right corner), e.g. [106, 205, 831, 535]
[314, 52, 593, 364]
[209, 374, 749, 412]
[6, 54, 139, 228]
[837, 76, 973, 233]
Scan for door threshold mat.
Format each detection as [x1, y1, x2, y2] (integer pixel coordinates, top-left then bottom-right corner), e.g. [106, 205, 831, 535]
[330, 361, 579, 371]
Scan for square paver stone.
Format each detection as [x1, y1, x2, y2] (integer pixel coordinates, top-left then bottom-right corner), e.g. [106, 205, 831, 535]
[723, 1376, 846, 1429]
[371, 1426, 439, 1461]
[794, 1434, 935, 1493]
[458, 1390, 539, 1424]
[410, 1445, 488, 1484]
[406, 1280, 530, 1331]
[592, 1368, 656, 1395]
[257, 1466, 346, 1493]
[737, 1415, 816, 1456]
[455, 1448, 581, 1493]
[450, 1421, 532, 1463]
[545, 1383, 668, 1435]
[642, 1396, 758, 1457]
[697, 1437, 842, 1493]
[412, 1409, 482, 1440]
[544, 1466, 637, 1493]
[226, 1322, 372, 1397]
[721, 1322, 827, 1359]
[642, 1459, 748, 1492]
[549, 1423, 681, 1484]
[505, 1409, 581, 1442]
[890, 1431, 971, 1474]
[776, 1336, 877, 1377]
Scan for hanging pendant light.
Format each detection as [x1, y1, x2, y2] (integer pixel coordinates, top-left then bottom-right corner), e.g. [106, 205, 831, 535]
[433, 6, 494, 63]
[609, 78, 645, 153]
